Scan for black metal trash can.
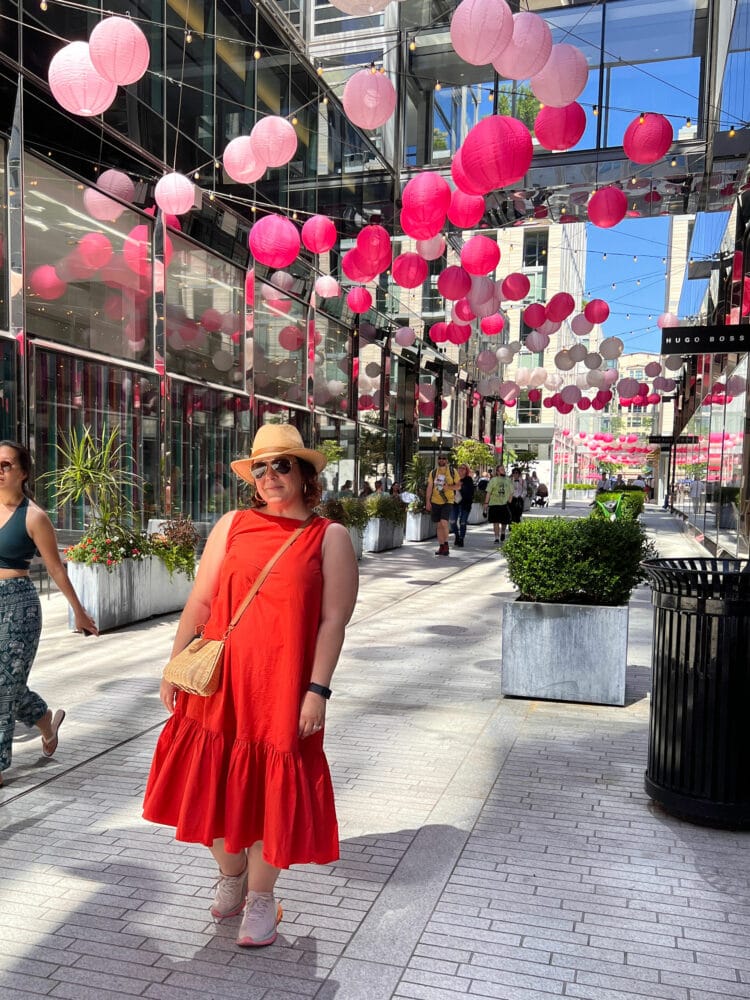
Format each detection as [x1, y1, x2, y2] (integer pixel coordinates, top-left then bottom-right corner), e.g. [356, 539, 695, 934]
[641, 558, 750, 827]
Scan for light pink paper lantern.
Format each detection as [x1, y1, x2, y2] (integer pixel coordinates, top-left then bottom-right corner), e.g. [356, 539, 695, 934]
[315, 275, 340, 298]
[154, 172, 195, 215]
[249, 214, 300, 268]
[450, 0, 513, 67]
[534, 103, 586, 151]
[88, 16, 150, 86]
[447, 189, 485, 229]
[588, 187, 627, 228]
[302, 215, 337, 254]
[48, 41, 117, 117]
[531, 44, 589, 107]
[78, 232, 113, 269]
[417, 235, 446, 260]
[571, 313, 594, 336]
[29, 265, 67, 300]
[623, 113, 673, 165]
[451, 147, 486, 196]
[524, 330, 549, 352]
[476, 350, 499, 373]
[493, 12, 551, 80]
[437, 265, 472, 300]
[395, 327, 416, 347]
[401, 172, 451, 239]
[392, 252, 428, 288]
[657, 312, 679, 328]
[618, 377, 639, 397]
[347, 287, 372, 313]
[584, 298, 610, 324]
[560, 384, 582, 405]
[644, 361, 662, 378]
[501, 272, 530, 300]
[83, 169, 135, 223]
[250, 116, 298, 168]
[461, 116, 533, 194]
[461, 235, 500, 275]
[223, 136, 266, 184]
[342, 69, 397, 130]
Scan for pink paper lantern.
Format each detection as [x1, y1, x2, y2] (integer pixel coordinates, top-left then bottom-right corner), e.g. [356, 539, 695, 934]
[588, 187, 627, 229]
[83, 169, 135, 222]
[451, 148, 486, 196]
[450, 0, 513, 67]
[250, 116, 298, 168]
[278, 325, 305, 350]
[437, 265, 472, 300]
[249, 214, 300, 268]
[657, 312, 679, 328]
[623, 113, 673, 165]
[446, 322, 472, 344]
[416, 235, 446, 260]
[342, 248, 378, 283]
[78, 232, 113, 269]
[401, 172, 451, 239]
[342, 69, 397, 130]
[223, 136, 266, 184]
[560, 384, 582, 405]
[314, 275, 340, 298]
[546, 292, 575, 322]
[524, 330, 549, 352]
[347, 287, 372, 313]
[429, 322, 449, 343]
[154, 173, 195, 216]
[571, 313, 594, 336]
[527, 388, 542, 403]
[481, 313, 506, 335]
[200, 308, 223, 332]
[454, 298, 476, 322]
[461, 116, 533, 195]
[584, 298, 610, 324]
[501, 272, 530, 300]
[356, 224, 392, 272]
[302, 215, 337, 254]
[392, 253, 428, 288]
[531, 44, 589, 107]
[395, 327, 416, 347]
[476, 350, 499, 373]
[646, 393, 661, 405]
[447, 189, 486, 229]
[48, 41, 117, 117]
[534, 103, 586, 151]
[123, 224, 152, 275]
[523, 303, 547, 329]
[88, 16, 150, 86]
[29, 265, 67, 300]
[461, 235, 500, 275]
[578, 397, 592, 411]
[493, 12, 552, 81]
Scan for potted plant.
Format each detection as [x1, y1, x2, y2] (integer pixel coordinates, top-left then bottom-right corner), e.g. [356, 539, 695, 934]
[146, 515, 199, 614]
[500, 515, 656, 706]
[316, 497, 369, 559]
[363, 493, 407, 552]
[403, 455, 435, 541]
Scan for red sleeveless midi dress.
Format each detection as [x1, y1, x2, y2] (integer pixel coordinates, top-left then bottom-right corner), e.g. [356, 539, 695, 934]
[142, 509, 339, 868]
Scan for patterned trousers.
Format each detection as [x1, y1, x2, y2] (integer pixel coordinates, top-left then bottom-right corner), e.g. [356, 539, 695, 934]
[0, 577, 46, 773]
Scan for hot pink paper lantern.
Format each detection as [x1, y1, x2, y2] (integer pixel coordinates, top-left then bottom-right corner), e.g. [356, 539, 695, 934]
[460, 116, 533, 195]
[623, 113, 673, 165]
[481, 313, 505, 335]
[302, 215, 337, 254]
[588, 187, 627, 228]
[88, 16, 150, 86]
[78, 232, 113, 269]
[531, 43, 589, 107]
[278, 325, 305, 350]
[401, 172, 451, 239]
[429, 322, 449, 343]
[493, 12, 551, 80]
[48, 41, 117, 117]
[223, 136, 266, 184]
[392, 253, 428, 288]
[249, 214, 300, 268]
[437, 265, 472, 300]
[461, 235, 500, 275]
[250, 116, 298, 168]
[451, 148, 486, 196]
[29, 265, 67, 300]
[523, 303, 546, 329]
[528, 388, 542, 403]
[546, 292, 575, 322]
[447, 189, 485, 229]
[342, 69, 397, 130]
[342, 248, 378, 283]
[584, 298, 610, 323]
[450, 0, 513, 66]
[154, 172, 195, 215]
[501, 272, 530, 300]
[356, 225, 392, 271]
[347, 287, 372, 313]
[454, 298, 476, 322]
[534, 103, 586, 151]
[447, 322, 472, 344]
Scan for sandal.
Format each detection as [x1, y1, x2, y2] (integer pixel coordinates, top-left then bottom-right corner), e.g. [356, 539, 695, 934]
[42, 709, 66, 758]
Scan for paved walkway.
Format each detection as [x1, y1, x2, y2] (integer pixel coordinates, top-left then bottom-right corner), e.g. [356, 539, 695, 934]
[2, 507, 749, 1000]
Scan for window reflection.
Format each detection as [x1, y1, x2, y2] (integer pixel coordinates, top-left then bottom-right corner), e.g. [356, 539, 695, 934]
[0, 143, 6, 331]
[0, 338, 17, 441]
[252, 276, 308, 404]
[312, 312, 351, 416]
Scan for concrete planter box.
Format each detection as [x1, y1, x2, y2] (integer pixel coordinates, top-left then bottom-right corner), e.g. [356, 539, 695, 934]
[405, 511, 436, 541]
[348, 526, 364, 560]
[468, 502, 486, 525]
[501, 599, 629, 706]
[68, 556, 193, 631]
[363, 517, 404, 552]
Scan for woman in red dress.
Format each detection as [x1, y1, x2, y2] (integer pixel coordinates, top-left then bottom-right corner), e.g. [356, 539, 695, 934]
[143, 424, 359, 947]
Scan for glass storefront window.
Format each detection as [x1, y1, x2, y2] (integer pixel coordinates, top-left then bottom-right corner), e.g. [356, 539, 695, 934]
[24, 155, 153, 363]
[165, 232, 243, 387]
[0, 140, 6, 332]
[0, 337, 17, 441]
[312, 311, 351, 416]
[314, 413, 356, 498]
[358, 336, 384, 419]
[252, 287, 308, 405]
[31, 347, 159, 529]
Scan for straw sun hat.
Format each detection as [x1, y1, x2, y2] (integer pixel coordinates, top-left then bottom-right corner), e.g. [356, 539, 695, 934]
[231, 424, 327, 484]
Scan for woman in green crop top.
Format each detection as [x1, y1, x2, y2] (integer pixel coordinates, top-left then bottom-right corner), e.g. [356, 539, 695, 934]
[0, 441, 98, 788]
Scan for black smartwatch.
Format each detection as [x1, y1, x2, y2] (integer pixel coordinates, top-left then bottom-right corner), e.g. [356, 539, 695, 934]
[308, 682, 332, 699]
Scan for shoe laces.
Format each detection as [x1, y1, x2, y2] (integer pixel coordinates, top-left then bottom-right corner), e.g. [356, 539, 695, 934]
[245, 890, 275, 918]
[213, 866, 246, 906]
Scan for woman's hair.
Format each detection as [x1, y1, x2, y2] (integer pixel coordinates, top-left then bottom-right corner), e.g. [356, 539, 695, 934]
[248, 457, 322, 510]
[0, 440, 33, 497]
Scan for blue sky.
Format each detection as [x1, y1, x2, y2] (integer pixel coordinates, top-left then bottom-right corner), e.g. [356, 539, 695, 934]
[584, 218, 671, 355]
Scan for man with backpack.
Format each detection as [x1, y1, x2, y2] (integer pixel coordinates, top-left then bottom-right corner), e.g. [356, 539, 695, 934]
[426, 454, 461, 556]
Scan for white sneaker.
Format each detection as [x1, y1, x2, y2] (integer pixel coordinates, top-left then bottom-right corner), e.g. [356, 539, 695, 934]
[237, 890, 283, 947]
[210, 865, 247, 919]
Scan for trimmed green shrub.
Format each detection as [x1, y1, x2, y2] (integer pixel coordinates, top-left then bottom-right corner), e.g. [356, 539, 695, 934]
[591, 490, 645, 520]
[503, 517, 656, 606]
[365, 492, 407, 527]
[317, 497, 370, 531]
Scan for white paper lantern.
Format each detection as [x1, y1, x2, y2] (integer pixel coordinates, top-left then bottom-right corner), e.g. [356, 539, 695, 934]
[155, 173, 195, 215]
[315, 275, 341, 298]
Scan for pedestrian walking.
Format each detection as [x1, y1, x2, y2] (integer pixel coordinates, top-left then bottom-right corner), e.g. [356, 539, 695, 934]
[451, 464, 475, 547]
[143, 424, 359, 948]
[510, 467, 525, 524]
[0, 441, 98, 788]
[483, 464, 513, 546]
[426, 453, 461, 556]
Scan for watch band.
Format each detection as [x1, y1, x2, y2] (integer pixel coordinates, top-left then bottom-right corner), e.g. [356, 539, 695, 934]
[308, 682, 332, 699]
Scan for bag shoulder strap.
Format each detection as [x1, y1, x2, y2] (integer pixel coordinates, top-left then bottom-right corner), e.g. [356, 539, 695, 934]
[222, 514, 315, 638]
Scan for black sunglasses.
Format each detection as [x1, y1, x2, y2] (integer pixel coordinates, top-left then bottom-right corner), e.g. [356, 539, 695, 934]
[250, 457, 295, 479]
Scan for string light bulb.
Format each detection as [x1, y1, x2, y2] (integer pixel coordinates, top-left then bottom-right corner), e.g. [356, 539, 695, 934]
[322, 96, 328, 105]
[40, 0, 48, 10]
[194, 171, 200, 180]
[638, 112, 645, 124]
[292, 116, 298, 125]
[633, 255, 638, 262]
[253, 49, 261, 60]
[592, 104, 598, 116]
[409, 39, 416, 52]
[631, 175, 637, 185]
[435, 81, 442, 91]
[729, 125, 736, 137]
[316, 66, 324, 76]
[602, 253, 607, 260]
[186, 29, 192, 43]
[670, 157, 677, 167]
[686, 116, 692, 127]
